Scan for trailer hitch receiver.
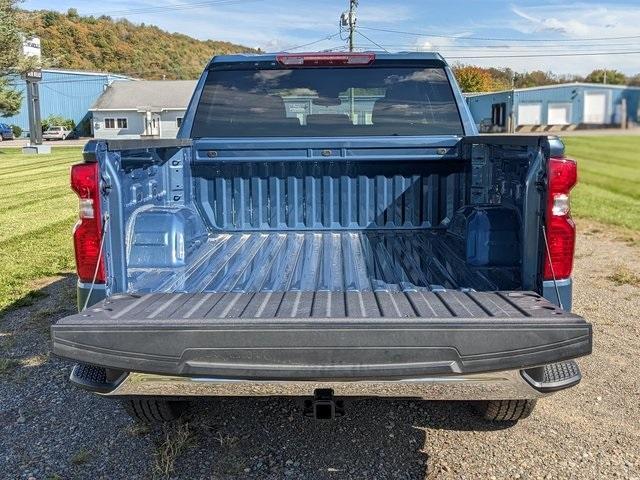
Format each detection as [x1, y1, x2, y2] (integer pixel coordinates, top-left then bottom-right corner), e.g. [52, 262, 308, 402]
[304, 389, 345, 420]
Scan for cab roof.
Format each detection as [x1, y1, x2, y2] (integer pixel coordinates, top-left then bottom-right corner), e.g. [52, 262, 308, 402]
[207, 51, 447, 68]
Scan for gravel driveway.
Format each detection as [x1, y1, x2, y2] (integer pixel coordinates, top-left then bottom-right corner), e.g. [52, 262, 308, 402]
[1, 223, 638, 480]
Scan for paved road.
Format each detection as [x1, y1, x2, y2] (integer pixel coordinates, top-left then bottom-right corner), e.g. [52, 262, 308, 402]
[0, 138, 88, 148]
[0, 224, 638, 479]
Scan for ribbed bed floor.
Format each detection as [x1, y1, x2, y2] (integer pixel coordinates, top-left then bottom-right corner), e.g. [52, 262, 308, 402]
[128, 231, 519, 294]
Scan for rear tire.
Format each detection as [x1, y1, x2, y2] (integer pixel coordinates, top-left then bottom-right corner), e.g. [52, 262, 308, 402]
[122, 398, 188, 424]
[474, 399, 537, 422]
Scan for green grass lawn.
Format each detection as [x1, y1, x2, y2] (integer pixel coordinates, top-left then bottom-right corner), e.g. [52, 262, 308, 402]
[0, 136, 638, 313]
[0, 147, 81, 313]
[564, 135, 640, 231]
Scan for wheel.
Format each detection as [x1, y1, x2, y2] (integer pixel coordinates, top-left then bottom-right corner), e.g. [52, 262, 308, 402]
[61, 134, 67, 140]
[122, 398, 188, 424]
[473, 399, 537, 422]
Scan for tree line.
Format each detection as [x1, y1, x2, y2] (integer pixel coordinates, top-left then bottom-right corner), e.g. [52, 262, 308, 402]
[0, 3, 257, 117]
[26, 9, 258, 80]
[452, 65, 640, 93]
[2, 2, 640, 118]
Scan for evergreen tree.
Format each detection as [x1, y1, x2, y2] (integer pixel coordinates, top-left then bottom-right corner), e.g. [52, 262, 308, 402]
[0, 0, 23, 117]
[584, 69, 627, 85]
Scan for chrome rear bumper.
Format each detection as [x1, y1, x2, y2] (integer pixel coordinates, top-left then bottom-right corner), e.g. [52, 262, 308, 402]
[99, 369, 549, 400]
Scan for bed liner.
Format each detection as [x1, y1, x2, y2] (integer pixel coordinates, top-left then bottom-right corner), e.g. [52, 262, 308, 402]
[128, 230, 520, 294]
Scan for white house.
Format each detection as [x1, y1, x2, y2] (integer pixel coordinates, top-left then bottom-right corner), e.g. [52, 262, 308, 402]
[90, 80, 197, 139]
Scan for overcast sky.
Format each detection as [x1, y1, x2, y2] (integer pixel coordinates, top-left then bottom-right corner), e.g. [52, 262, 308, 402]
[24, 0, 640, 75]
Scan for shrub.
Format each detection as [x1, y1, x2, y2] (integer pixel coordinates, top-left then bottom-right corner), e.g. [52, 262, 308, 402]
[41, 115, 75, 132]
[10, 125, 22, 138]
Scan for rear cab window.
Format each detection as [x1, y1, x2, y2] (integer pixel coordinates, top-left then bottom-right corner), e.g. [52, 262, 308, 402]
[192, 59, 463, 138]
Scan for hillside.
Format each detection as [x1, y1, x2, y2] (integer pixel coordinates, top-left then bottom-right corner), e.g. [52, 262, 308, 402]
[17, 9, 258, 79]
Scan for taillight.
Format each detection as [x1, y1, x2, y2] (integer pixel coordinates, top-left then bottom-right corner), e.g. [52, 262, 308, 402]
[71, 162, 105, 283]
[543, 156, 577, 280]
[276, 52, 375, 67]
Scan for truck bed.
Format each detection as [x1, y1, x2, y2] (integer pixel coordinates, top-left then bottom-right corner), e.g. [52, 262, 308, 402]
[128, 230, 519, 294]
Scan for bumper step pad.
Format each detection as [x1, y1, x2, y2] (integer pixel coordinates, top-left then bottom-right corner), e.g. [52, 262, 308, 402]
[522, 360, 582, 392]
[69, 363, 127, 394]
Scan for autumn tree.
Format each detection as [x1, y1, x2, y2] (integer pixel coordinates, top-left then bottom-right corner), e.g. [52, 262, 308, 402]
[486, 67, 514, 91]
[18, 9, 258, 80]
[514, 70, 558, 89]
[452, 65, 497, 93]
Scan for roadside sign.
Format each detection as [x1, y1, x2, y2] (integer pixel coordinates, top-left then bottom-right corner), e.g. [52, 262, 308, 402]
[22, 36, 42, 81]
[21, 36, 43, 144]
[22, 37, 41, 59]
[25, 70, 43, 82]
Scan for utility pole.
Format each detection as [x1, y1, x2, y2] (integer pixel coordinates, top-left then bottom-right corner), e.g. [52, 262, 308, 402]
[344, 0, 358, 52]
[340, 1, 358, 122]
[349, 0, 358, 52]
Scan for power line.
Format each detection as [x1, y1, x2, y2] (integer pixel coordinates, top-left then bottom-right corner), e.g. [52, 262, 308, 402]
[41, 84, 104, 99]
[3, 74, 187, 86]
[320, 45, 355, 52]
[280, 32, 342, 52]
[445, 50, 640, 59]
[4, 78, 116, 86]
[325, 36, 640, 57]
[361, 42, 640, 50]
[4, 75, 150, 86]
[443, 48, 640, 54]
[366, 46, 640, 55]
[358, 25, 640, 43]
[306, 44, 640, 57]
[89, 0, 261, 17]
[355, 29, 389, 53]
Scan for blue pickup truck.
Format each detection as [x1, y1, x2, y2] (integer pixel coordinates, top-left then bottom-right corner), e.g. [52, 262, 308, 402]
[52, 52, 591, 424]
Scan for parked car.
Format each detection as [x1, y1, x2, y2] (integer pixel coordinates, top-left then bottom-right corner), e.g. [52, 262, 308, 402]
[0, 123, 15, 141]
[43, 126, 72, 141]
[52, 52, 592, 426]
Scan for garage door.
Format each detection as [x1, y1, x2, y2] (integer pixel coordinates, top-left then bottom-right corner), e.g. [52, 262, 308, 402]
[584, 92, 607, 124]
[517, 103, 542, 125]
[548, 103, 571, 125]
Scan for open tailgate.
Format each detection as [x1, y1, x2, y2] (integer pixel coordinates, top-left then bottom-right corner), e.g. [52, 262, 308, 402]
[52, 290, 591, 380]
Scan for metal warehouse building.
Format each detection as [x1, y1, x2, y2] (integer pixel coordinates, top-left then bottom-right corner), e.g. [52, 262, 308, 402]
[465, 83, 640, 133]
[3, 69, 131, 137]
